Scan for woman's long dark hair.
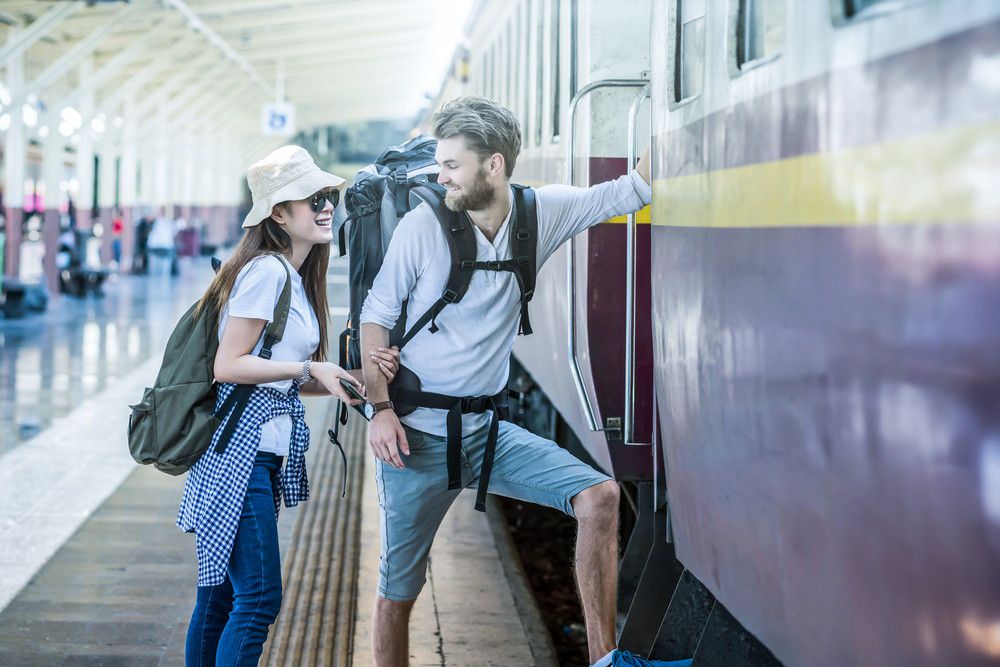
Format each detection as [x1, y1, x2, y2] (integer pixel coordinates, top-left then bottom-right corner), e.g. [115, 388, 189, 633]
[198, 212, 330, 361]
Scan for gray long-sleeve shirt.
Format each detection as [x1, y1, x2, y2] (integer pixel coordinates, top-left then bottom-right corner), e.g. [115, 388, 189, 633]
[360, 170, 652, 436]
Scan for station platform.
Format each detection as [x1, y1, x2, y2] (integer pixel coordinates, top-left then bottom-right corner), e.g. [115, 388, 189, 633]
[0, 257, 556, 666]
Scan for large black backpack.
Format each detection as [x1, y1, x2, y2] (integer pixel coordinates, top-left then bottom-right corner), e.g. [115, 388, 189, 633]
[339, 136, 539, 371]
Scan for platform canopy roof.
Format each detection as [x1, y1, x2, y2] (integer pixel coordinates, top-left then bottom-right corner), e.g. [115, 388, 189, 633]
[0, 0, 469, 140]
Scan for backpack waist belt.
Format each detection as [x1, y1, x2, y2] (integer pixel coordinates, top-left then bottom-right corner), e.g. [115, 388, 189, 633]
[392, 387, 517, 512]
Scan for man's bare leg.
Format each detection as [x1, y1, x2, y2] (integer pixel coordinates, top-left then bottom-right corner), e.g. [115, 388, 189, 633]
[572, 480, 621, 663]
[372, 595, 416, 667]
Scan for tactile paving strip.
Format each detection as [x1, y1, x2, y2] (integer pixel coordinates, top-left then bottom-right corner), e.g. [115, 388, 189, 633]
[261, 404, 367, 667]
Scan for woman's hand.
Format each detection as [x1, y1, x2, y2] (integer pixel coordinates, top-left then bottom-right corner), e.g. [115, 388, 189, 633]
[370, 346, 401, 383]
[311, 362, 364, 405]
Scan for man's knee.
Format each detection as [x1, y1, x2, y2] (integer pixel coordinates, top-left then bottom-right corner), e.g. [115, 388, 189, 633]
[374, 594, 416, 622]
[572, 480, 619, 526]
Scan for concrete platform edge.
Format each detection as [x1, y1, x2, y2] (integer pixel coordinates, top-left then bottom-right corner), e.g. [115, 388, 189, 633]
[0, 355, 161, 613]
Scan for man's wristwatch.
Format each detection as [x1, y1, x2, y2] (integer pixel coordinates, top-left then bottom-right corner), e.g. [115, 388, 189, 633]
[372, 400, 394, 415]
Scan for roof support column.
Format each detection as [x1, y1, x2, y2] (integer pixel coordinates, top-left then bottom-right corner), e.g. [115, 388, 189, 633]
[42, 116, 64, 292]
[97, 126, 119, 264]
[152, 105, 170, 212]
[119, 95, 138, 210]
[138, 124, 155, 211]
[4, 35, 26, 278]
[75, 60, 96, 230]
[173, 131, 193, 219]
[119, 94, 138, 272]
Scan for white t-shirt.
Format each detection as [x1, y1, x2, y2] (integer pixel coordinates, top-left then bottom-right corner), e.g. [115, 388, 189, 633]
[218, 254, 320, 455]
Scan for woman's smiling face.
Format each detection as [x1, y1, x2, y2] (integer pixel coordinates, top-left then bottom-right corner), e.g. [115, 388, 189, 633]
[271, 188, 336, 246]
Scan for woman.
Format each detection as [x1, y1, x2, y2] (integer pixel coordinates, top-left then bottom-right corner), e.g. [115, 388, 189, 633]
[177, 145, 398, 666]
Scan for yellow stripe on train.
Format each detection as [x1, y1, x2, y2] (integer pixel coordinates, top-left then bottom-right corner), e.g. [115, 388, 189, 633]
[650, 120, 1000, 227]
[604, 206, 652, 225]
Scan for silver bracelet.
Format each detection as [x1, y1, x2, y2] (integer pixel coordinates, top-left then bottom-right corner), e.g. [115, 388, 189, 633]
[300, 359, 312, 385]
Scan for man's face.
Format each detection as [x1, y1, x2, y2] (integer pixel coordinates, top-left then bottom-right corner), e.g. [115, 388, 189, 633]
[435, 136, 499, 212]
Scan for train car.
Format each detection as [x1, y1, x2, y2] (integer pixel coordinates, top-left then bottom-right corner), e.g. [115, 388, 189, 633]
[431, 0, 1000, 664]
[650, 0, 1000, 664]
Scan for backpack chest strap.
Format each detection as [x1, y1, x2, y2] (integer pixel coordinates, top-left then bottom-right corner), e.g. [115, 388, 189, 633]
[459, 258, 534, 335]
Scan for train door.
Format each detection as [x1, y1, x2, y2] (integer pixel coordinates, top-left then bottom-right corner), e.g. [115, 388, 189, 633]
[564, 0, 655, 480]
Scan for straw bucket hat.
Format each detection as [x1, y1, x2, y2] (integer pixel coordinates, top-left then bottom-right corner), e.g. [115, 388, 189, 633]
[242, 145, 346, 228]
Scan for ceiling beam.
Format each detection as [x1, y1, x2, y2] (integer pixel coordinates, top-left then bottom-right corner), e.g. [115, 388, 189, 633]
[204, 0, 434, 35]
[56, 35, 154, 112]
[95, 61, 194, 122]
[0, 2, 82, 68]
[92, 37, 202, 117]
[13, 0, 147, 107]
[219, 15, 433, 48]
[243, 40, 440, 65]
[130, 54, 224, 121]
[160, 0, 274, 98]
[232, 35, 432, 62]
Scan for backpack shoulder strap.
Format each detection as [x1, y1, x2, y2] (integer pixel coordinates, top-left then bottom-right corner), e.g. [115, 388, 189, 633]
[260, 254, 293, 358]
[510, 184, 538, 335]
[396, 184, 477, 349]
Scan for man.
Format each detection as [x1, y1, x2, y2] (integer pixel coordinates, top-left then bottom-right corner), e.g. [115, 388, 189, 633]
[360, 96, 654, 667]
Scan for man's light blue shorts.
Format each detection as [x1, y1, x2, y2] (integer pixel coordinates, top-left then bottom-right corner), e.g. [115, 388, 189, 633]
[374, 419, 611, 602]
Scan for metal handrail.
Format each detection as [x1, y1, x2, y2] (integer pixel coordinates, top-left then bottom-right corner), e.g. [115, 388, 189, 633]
[624, 84, 651, 445]
[566, 78, 649, 432]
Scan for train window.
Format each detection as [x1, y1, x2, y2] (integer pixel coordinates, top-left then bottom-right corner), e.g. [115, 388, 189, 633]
[490, 43, 498, 101]
[535, 0, 545, 146]
[499, 30, 507, 104]
[844, 0, 893, 17]
[514, 5, 523, 127]
[551, 0, 561, 140]
[736, 0, 784, 69]
[506, 19, 514, 107]
[569, 0, 578, 101]
[482, 50, 490, 98]
[521, 2, 531, 135]
[483, 49, 488, 98]
[673, 0, 705, 102]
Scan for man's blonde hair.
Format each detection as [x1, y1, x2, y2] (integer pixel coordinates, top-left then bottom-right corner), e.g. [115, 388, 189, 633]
[431, 96, 522, 178]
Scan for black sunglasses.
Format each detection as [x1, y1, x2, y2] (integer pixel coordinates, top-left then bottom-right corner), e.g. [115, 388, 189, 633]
[309, 189, 340, 213]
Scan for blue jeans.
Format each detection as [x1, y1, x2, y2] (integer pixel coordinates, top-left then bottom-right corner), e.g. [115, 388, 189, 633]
[186, 452, 283, 666]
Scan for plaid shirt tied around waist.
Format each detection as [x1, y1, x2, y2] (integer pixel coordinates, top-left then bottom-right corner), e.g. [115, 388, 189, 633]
[176, 381, 310, 587]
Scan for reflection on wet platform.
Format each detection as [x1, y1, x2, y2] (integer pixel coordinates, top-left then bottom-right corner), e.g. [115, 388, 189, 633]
[0, 259, 215, 455]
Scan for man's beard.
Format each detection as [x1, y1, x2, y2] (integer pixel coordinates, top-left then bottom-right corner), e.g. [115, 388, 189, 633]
[444, 167, 497, 212]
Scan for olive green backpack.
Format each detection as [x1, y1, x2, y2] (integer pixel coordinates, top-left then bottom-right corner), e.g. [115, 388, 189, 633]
[127, 257, 291, 475]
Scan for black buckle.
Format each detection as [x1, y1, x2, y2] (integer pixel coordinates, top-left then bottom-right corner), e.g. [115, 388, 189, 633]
[442, 289, 459, 303]
[516, 230, 530, 241]
[460, 260, 475, 271]
[523, 289, 534, 300]
[461, 395, 492, 413]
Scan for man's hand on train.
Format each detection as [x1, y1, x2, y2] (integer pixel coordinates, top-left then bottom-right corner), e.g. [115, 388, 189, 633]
[369, 409, 409, 468]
